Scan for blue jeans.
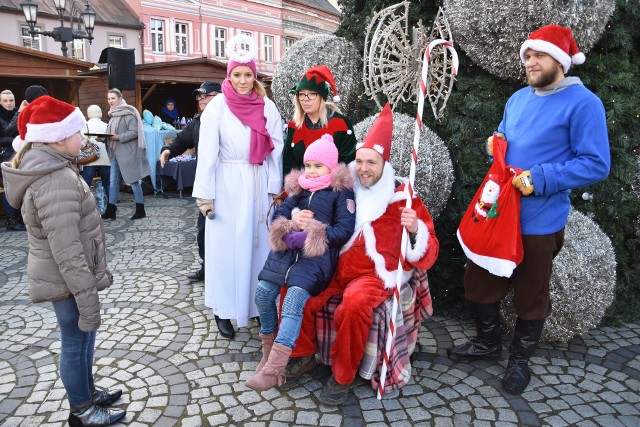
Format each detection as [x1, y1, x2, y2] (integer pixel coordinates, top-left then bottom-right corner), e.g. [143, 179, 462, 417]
[255, 280, 310, 349]
[82, 165, 111, 201]
[109, 157, 143, 204]
[51, 297, 96, 406]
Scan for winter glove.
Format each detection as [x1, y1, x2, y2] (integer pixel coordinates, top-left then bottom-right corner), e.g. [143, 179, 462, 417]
[512, 170, 534, 196]
[283, 231, 307, 250]
[485, 133, 504, 157]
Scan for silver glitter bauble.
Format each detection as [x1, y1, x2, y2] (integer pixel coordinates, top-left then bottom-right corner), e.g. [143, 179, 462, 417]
[501, 208, 617, 343]
[353, 113, 454, 219]
[443, 0, 615, 81]
[271, 35, 361, 121]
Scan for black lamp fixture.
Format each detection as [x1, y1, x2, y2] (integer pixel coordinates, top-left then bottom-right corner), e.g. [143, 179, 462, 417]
[20, 0, 96, 58]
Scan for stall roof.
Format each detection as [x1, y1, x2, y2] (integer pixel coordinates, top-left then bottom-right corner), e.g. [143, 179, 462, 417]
[79, 57, 271, 82]
[0, 41, 94, 78]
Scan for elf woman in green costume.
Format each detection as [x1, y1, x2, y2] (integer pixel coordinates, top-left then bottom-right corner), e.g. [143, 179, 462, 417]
[283, 65, 356, 177]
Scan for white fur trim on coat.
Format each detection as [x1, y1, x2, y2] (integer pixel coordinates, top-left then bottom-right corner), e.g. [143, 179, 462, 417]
[405, 219, 429, 263]
[361, 222, 413, 289]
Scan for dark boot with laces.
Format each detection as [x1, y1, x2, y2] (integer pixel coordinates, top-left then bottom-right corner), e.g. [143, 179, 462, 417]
[91, 388, 122, 407]
[279, 355, 317, 391]
[68, 401, 126, 427]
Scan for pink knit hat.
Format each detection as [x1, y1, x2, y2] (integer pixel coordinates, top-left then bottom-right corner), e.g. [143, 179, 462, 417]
[303, 134, 338, 170]
[226, 34, 257, 77]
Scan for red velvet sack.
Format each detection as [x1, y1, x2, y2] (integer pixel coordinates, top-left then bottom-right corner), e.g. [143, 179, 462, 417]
[457, 135, 523, 277]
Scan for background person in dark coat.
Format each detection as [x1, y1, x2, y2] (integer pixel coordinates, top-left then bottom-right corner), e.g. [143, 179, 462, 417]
[0, 89, 22, 230]
[246, 134, 355, 392]
[159, 80, 221, 282]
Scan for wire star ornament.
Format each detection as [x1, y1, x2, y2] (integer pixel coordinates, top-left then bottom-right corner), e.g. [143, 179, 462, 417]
[363, 2, 457, 120]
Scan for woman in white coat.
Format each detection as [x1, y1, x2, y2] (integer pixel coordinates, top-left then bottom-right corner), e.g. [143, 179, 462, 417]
[193, 35, 283, 338]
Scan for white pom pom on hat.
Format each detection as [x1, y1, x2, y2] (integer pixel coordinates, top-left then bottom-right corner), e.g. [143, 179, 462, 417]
[519, 24, 585, 73]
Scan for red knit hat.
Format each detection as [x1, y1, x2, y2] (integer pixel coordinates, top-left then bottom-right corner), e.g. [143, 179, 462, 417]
[519, 24, 585, 73]
[13, 96, 85, 149]
[356, 103, 393, 162]
[304, 134, 338, 170]
[226, 34, 257, 77]
[294, 65, 340, 102]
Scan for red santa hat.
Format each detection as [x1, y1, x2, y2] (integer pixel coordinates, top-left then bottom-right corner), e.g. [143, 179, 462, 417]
[13, 96, 85, 149]
[294, 65, 340, 102]
[356, 103, 393, 162]
[519, 24, 585, 74]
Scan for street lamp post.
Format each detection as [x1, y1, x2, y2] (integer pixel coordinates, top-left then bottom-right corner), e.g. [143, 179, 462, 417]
[20, 0, 96, 58]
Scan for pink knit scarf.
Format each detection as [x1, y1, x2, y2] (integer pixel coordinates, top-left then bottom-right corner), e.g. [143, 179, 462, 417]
[221, 78, 274, 165]
[298, 173, 332, 193]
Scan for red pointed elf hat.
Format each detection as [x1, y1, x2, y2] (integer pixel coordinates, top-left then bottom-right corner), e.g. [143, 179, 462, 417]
[520, 24, 585, 73]
[356, 102, 393, 162]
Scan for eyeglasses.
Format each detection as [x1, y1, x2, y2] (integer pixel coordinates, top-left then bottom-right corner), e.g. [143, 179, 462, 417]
[297, 92, 318, 101]
[195, 93, 216, 100]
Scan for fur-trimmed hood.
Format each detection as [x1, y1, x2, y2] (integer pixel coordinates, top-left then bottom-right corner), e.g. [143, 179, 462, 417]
[284, 163, 353, 196]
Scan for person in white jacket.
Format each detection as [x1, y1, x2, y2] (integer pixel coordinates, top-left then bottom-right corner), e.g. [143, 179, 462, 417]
[192, 35, 284, 338]
[81, 105, 111, 199]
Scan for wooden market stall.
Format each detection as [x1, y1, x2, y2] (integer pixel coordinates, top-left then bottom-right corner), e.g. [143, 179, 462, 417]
[78, 57, 273, 121]
[0, 42, 95, 105]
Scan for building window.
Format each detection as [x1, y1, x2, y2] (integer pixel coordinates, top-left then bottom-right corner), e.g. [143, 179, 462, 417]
[150, 18, 164, 53]
[175, 22, 188, 55]
[21, 25, 42, 51]
[72, 39, 85, 60]
[284, 37, 296, 53]
[240, 31, 252, 51]
[214, 28, 226, 58]
[108, 35, 124, 48]
[264, 35, 274, 63]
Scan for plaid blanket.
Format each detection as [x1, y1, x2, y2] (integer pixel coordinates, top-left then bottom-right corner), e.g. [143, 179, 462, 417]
[316, 269, 433, 392]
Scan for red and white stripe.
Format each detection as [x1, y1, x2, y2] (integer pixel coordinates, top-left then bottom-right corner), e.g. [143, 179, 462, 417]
[377, 39, 458, 399]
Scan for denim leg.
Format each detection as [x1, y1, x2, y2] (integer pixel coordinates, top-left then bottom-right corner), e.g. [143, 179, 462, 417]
[81, 166, 96, 187]
[98, 166, 111, 201]
[2, 194, 15, 216]
[254, 280, 281, 335]
[276, 286, 311, 349]
[130, 181, 144, 204]
[108, 158, 120, 205]
[51, 297, 93, 406]
[87, 330, 96, 392]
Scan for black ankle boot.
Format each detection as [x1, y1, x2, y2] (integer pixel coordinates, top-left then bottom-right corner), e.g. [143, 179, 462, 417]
[215, 315, 235, 338]
[447, 302, 503, 361]
[101, 203, 117, 220]
[130, 203, 146, 220]
[502, 318, 545, 395]
[68, 404, 126, 427]
[91, 388, 122, 407]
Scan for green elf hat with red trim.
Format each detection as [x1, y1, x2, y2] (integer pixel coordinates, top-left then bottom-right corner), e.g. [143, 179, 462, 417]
[292, 65, 340, 102]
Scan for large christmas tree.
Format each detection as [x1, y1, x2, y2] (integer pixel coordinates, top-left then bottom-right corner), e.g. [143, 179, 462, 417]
[335, 0, 640, 322]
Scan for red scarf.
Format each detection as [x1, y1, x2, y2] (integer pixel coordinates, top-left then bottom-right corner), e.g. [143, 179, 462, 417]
[221, 78, 274, 164]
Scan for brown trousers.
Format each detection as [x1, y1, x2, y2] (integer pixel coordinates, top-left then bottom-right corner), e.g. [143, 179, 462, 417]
[464, 229, 565, 320]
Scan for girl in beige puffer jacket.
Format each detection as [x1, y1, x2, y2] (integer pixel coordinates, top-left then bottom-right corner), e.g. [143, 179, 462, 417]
[0, 96, 126, 427]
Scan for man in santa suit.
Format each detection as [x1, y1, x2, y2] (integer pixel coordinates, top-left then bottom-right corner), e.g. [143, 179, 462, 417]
[286, 103, 439, 405]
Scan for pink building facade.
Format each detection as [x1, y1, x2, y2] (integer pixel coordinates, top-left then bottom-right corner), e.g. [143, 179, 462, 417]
[134, 0, 340, 74]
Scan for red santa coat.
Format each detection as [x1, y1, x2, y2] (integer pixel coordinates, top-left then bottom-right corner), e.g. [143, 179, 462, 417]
[292, 163, 439, 373]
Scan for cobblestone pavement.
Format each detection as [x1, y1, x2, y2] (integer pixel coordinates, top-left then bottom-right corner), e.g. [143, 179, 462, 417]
[1, 194, 639, 426]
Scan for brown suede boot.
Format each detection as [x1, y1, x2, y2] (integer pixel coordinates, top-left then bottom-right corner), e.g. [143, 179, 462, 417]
[255, 332, 276, 373]
[245, 343, 292, 391]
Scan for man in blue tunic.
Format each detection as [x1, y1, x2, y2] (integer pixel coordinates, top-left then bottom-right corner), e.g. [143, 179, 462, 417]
[448, 24, 611, 395]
